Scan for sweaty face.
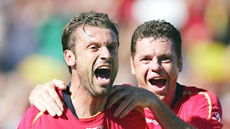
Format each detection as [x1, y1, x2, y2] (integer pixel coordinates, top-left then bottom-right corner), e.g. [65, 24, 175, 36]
[131, 37, 182, 105]
[71, 26, 119, 96]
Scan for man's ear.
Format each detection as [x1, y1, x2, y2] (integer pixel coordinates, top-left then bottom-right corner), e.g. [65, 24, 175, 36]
[130, 57, 136, 75]
[64, 50, 76, 67]
[178, 57, 183, 72]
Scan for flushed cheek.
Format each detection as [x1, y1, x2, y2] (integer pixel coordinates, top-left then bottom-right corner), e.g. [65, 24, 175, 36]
[138, 70, 149, 88]
[168, 65, 180, 79]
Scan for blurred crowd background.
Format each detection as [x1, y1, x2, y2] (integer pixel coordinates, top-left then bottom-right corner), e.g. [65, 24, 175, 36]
[0, 0, 229, 128]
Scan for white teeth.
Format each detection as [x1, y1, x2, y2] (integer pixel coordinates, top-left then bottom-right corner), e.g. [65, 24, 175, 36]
[98, 77, 107, 81]
[154, 78, 160, 80]
[98, 66, 110, 70]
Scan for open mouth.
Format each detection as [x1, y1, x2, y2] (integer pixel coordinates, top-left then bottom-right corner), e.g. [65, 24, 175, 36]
[149, 78, 166, 87]
[95, 66, 111, 81]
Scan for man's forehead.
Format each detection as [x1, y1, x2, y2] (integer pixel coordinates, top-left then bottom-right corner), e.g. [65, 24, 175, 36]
[75, 25, 118, 42]
[137, 37, 170, 42]
[136, 37, 173, 53]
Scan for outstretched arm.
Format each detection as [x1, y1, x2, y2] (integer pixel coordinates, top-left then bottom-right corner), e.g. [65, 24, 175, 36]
[29, 79, 66, 116]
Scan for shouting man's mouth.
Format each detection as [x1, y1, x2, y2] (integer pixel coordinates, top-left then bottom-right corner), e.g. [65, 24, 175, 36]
[95, 66, 111, 82]
[149, 78, 166, 88]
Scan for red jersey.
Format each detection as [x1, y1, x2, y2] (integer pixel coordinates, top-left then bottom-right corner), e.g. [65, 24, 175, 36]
[18, 88, 148, 129]
[144, 83, 223, 129]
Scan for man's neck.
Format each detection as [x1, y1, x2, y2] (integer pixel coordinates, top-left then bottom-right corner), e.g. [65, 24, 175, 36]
[70, 83, 108, 118]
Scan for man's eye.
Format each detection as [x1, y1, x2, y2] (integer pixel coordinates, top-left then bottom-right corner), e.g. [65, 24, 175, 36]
[89, 45, 98, 50]
[141, 58, 151, 63]
[160, 57, 171, 63]
[108, 44, 117, 51]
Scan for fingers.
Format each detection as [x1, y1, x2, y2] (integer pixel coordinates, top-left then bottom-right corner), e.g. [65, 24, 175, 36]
[33, 92, 59, 116]
[107, 85, 137, 118]
[47, 80, 65, 114]
[29, 79, 66, 117]
[41, 86, 63, 116]
[118, 103, 138, 119]
[114, 96, 134, 118]
[107, 85, 155, 118]
[52, 79, 66, 90]
[31, 96, 47, 113]
[106, 85, 126, 108]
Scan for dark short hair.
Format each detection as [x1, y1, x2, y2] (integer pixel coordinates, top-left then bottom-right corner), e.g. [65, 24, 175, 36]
[131, 20, 182, 59]
[62, 11, 119, 52]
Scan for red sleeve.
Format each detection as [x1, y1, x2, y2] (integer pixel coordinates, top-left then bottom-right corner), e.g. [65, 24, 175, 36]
[121, 108, 149, 129]
[189, 91, 223, 129]
[17, 106, 41, 129]
[106, 106, 149, 129]
[18, 89, 62, 129]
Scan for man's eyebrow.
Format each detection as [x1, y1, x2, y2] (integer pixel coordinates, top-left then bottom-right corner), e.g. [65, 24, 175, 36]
[159, 53, 172, 57]
[155, 53, 171, 59]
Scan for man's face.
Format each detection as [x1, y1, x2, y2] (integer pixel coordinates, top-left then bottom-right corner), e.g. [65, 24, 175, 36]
[70, 25, 119, 96]
[131, 37, 182, 105]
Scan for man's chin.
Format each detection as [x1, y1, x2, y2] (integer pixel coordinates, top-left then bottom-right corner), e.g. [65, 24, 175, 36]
[92, 87, 111, 97]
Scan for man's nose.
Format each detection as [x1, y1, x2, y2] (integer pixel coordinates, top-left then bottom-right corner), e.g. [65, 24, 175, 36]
[150, 59, 161, 72]
[100, 47, 111, 60]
